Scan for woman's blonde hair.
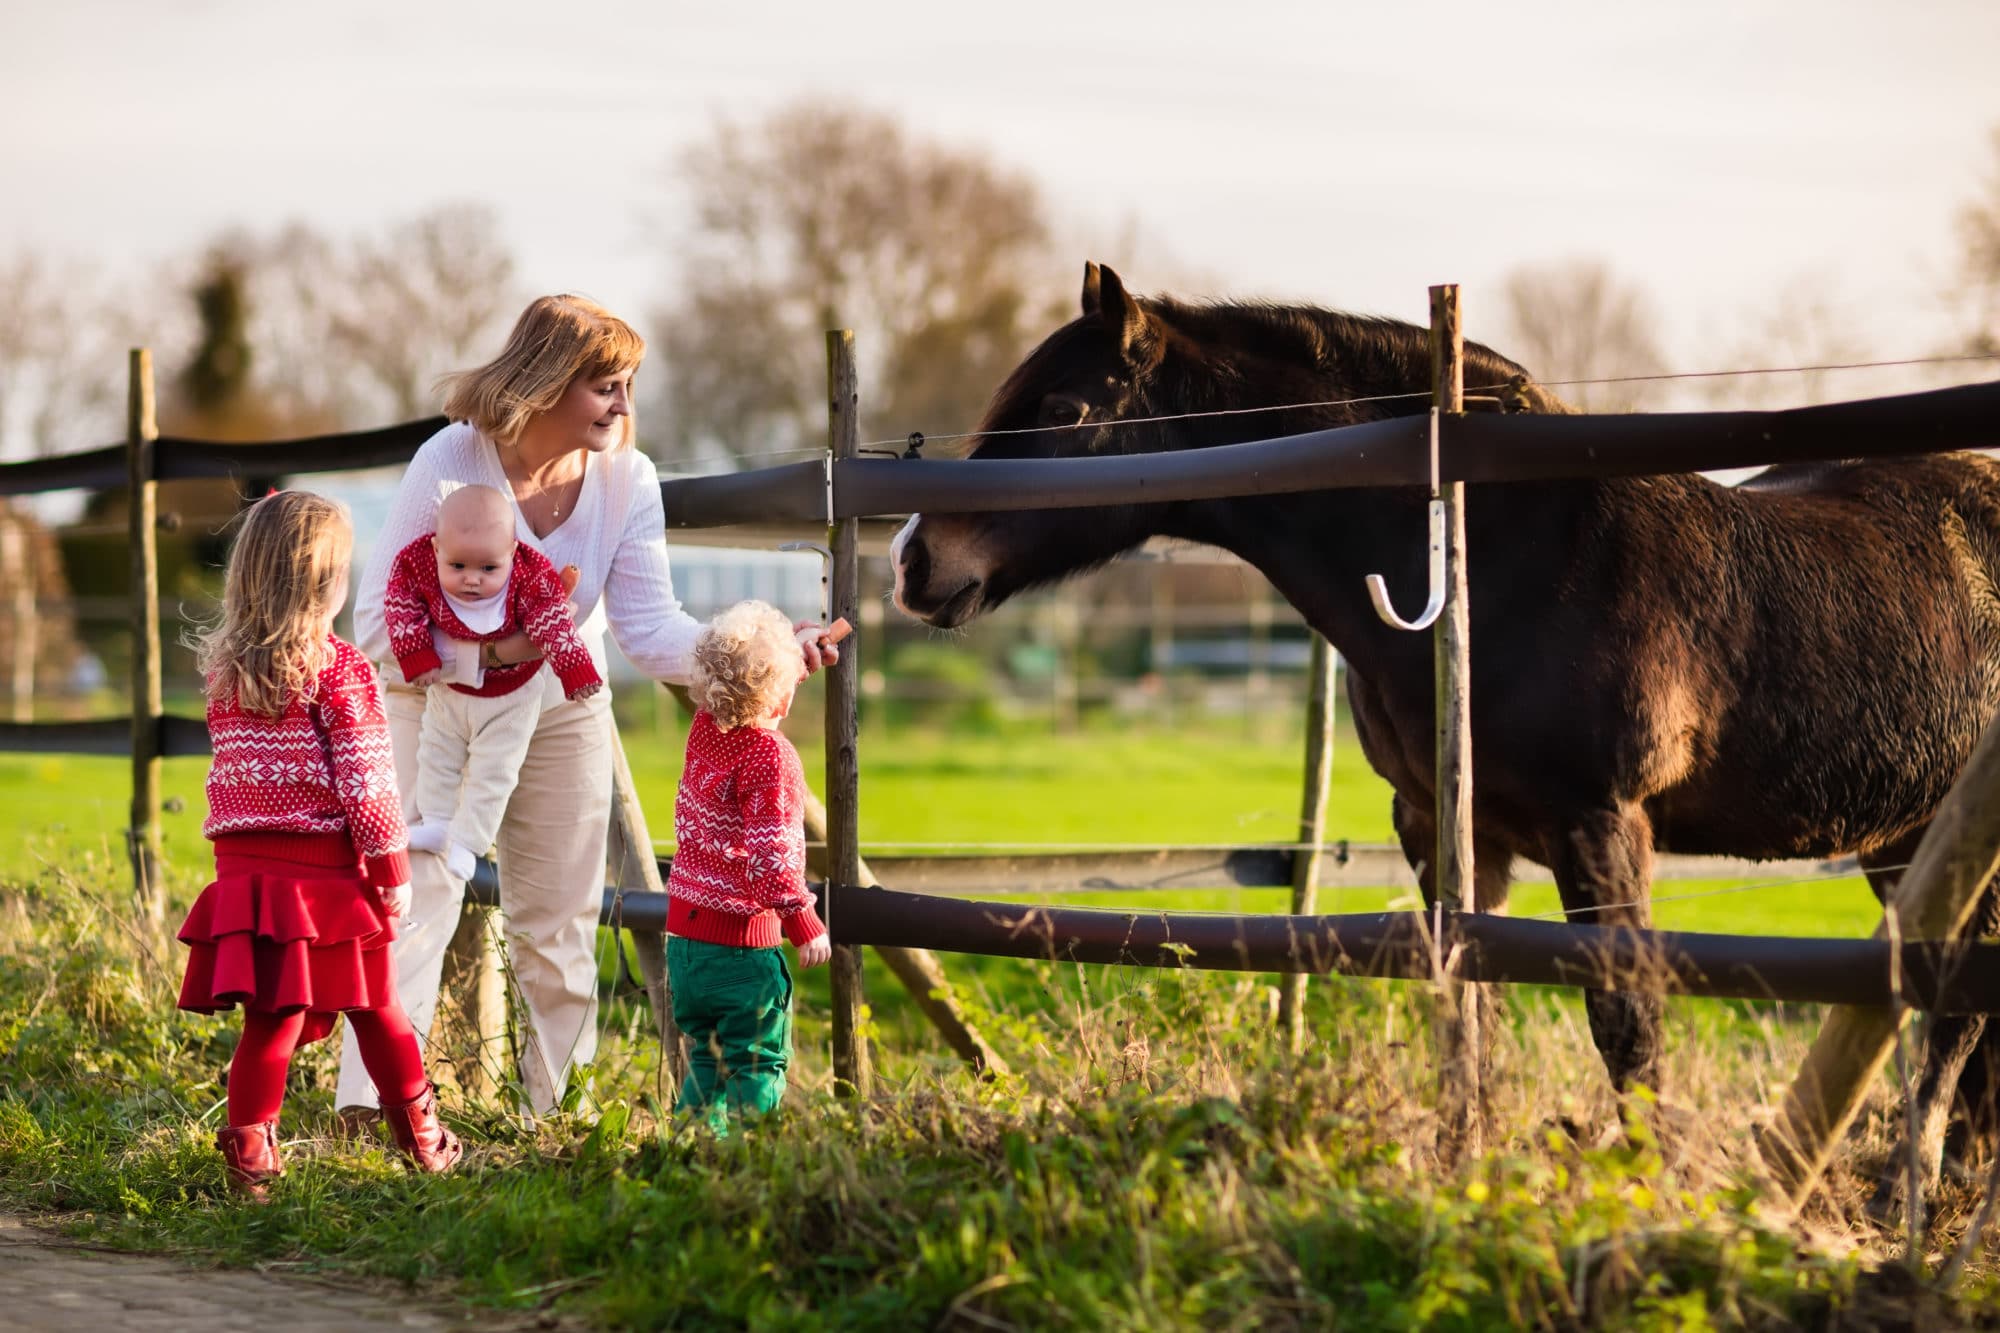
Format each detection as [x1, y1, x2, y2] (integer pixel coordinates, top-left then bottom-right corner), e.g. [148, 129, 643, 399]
[691, 600, 801, 730]
[438, 295, 646, 449]
[192, 491, 353, 717]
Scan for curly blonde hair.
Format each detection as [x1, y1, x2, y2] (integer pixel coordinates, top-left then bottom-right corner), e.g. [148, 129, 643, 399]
[191, 491, 352, 717]
[437, 294, 646, 448]
[690, 600, 801, 730]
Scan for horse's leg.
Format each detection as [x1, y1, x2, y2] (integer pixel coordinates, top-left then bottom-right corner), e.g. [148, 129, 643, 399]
[1390, 793, 1515, 914]
[1392, 794, 1517, 1110]
[1944, 1025, 2000, 1181]
[1862, 830, 1998, 1218]
[1545, 805, 1664, 1097]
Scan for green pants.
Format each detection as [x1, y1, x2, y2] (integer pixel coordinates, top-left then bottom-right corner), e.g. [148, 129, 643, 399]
[667, 936, 794, 1130]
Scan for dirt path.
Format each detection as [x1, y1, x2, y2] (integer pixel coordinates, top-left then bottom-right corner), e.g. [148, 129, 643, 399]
[0, 1214, 518, 1332]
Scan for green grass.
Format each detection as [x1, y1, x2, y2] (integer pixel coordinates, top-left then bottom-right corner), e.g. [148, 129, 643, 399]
[0, 712, 1979, 1329]
[0, 708, 1884, 938]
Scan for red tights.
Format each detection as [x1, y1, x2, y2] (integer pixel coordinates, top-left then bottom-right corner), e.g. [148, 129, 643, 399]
[228, 1003, 428, 1127]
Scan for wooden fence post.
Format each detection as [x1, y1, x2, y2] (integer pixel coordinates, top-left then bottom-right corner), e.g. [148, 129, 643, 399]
[126, 348, 163, 923]
[605, 725, 685, 1101]
[825, 330, 872, 1098]
[1758, 705, 2000, 1202]
[1431, 284, 1482, 1161]
[4, 517, 36, 723]
[1277, 633, 1336, 1052]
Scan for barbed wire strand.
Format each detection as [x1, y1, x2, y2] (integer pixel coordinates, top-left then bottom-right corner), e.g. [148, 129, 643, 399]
[821, 350, 2000, 459]
[1517, 862, 1902, 921]
[637, 348, 1998, 468]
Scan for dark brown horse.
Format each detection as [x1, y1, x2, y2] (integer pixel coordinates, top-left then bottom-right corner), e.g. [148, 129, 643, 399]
[892, 263, 2000, 1200]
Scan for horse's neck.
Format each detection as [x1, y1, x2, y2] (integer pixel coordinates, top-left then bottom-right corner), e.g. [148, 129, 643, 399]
[1166, 479, 1607, 683]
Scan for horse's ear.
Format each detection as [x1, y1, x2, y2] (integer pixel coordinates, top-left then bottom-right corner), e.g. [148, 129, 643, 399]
[1081, 262, 1151, 357]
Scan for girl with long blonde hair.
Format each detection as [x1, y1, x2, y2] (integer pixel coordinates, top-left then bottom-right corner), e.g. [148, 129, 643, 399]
[180, 490, 462, 1199]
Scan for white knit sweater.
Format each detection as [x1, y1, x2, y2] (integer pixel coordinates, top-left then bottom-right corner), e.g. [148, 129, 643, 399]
[354, 422, 701, 697]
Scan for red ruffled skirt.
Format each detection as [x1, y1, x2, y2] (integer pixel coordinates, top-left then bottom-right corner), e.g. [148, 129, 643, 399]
[177, 832, 400, 1045]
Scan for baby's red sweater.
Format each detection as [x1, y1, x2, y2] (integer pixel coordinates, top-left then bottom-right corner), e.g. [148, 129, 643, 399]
[665, 711, 826, 949]
[382, 534, 601, 700]
[201, 636, 412, 892]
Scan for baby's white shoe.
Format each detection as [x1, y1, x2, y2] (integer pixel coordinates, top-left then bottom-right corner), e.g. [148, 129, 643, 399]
[445, 842, 479, 886]
[408, 822, 449, 856]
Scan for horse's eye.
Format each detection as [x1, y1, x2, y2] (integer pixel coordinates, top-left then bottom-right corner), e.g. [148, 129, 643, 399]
[1038, 396, 1086, 429]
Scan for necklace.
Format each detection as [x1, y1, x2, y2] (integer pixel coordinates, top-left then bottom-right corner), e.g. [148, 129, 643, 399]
[505, 453, 583, 527]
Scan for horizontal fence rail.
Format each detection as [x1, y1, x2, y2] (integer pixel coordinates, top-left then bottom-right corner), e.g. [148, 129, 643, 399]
[813, 379, 2000, 520]
[474, 870, 1935, 1008]
[8, 380, 1996, 519]
[831, 885, 2000, 1012]
[0, 716, 208, 757]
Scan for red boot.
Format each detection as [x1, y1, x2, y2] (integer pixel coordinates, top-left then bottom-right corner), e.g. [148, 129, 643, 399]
[216, 1122, 283, 1202]
[380, 1084, 463, 1173]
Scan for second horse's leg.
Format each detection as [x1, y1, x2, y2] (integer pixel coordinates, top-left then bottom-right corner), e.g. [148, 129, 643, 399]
[1546, 804, 1664, 1098]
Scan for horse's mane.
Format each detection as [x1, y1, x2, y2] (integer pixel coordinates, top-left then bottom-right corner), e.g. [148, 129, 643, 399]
[980, 292, 1569, 439]
[1150, 297, 1549, 411]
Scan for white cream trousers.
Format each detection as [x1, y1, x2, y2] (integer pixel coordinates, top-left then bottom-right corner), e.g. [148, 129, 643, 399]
[409, 683, 543, 882]
[334, 679, 613, 1115]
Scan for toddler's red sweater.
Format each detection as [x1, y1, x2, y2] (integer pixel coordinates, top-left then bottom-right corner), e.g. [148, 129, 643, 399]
[665, 711, 825, 949]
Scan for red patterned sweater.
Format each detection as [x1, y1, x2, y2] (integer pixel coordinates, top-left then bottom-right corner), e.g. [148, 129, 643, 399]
[202, 636, 412, 892]
[664, 712, 826, 949]
[382, 534, 602, 700]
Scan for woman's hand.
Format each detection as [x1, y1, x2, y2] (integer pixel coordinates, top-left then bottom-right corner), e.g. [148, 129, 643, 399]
[797, 933, 833, 968]
[793, 617, 851, 676]
[477, 566, 583, 670]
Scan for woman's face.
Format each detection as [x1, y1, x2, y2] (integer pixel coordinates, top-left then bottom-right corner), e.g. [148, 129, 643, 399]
[542, 367, 634, 456]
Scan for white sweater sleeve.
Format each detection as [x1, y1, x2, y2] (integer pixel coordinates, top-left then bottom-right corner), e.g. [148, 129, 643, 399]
[602, 452, 704, 684]
[353, 423, 483, 684]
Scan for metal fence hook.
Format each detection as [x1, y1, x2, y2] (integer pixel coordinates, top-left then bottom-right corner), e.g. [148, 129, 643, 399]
[1365, 408, 1447, 631]
[779, 540, 834, 624]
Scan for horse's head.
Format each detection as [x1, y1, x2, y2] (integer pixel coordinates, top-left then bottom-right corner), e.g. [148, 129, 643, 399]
[892, 263, 1563, 628]
[893, 263, 1183, 628]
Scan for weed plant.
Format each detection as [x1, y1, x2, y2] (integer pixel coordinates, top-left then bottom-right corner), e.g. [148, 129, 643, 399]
[2, 848, 1997, 1330]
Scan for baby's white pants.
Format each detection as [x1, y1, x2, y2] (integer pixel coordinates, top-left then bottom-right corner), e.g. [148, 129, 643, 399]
[409, 684, 542, 882]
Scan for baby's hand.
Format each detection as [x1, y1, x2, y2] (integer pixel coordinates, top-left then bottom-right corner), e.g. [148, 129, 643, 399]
[796, 933, 833, 969]
[569, 681, 602, 701]
[411, 668, 443, 687]
[380, 882, 412, 919]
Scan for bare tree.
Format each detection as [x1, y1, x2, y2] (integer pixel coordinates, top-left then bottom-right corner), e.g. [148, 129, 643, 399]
[1954, 126, 2000, 358]
[325, 204, 519, 420]
[0, 252, 136, 460]
[1495, 259, 1670, 411]
[1715, 274, 1877, 409]
[652, 100, 1069, 467]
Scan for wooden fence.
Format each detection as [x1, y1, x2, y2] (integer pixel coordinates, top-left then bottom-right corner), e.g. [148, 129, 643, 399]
[6, 313, 2000, 1195]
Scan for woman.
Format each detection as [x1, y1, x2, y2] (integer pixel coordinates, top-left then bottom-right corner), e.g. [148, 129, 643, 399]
[336, 294, 836, 1119]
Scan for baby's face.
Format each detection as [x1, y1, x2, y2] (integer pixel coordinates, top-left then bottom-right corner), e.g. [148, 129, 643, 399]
[435, 526, 516, 600]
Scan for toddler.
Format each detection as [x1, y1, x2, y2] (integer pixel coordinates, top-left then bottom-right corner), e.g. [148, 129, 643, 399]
[664, 600, 839, 1129]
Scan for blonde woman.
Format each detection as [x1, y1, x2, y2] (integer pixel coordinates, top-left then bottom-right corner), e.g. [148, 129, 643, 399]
[339, 295, 838, 1120]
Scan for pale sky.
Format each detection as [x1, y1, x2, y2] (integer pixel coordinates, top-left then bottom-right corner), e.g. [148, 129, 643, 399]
[5, 0, 1999, 411]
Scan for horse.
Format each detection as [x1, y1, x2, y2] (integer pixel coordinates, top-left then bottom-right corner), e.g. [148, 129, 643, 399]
[891, 262, 2000, 1205]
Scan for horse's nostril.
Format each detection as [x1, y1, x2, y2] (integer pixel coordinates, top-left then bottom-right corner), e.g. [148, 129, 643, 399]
[901, 536, 930, 590]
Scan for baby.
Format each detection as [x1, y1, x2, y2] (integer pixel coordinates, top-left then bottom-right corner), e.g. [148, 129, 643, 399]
[382, 484, 602, 884]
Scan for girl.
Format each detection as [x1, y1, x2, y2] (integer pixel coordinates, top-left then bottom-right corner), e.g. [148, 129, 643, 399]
[180, 491, 462, 1200]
